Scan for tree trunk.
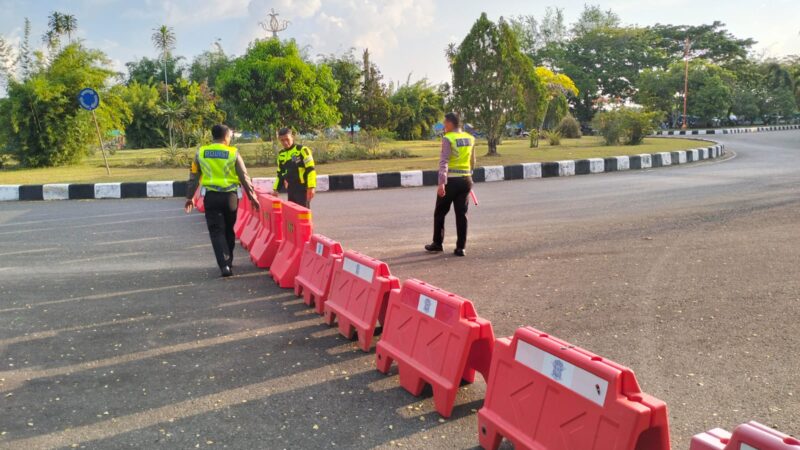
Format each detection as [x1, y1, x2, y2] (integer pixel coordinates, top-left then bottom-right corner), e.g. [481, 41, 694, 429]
[486, 136, 499, 156]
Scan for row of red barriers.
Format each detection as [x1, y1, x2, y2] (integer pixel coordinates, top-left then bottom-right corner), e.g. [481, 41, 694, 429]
[192, 185, 796, 449]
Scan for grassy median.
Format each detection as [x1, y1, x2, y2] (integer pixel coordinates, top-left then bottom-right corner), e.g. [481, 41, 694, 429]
[0, 136, 704, 184]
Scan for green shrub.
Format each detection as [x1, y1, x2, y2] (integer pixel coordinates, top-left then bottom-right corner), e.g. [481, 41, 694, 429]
[591, 108, 663, 145]
[529, 128, 540, 148]
[555, 115, 582, 138]
[159, 143, 191, 167]
[365, 128, 397, 141]
[543, 130, 562, 146]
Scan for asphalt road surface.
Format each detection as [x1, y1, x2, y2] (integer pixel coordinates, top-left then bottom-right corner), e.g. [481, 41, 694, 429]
[0, 131, 798, 449]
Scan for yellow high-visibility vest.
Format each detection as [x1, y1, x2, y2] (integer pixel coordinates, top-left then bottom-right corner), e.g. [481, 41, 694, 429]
[444, 131, 474, 176]
[197, 143, 240, 192]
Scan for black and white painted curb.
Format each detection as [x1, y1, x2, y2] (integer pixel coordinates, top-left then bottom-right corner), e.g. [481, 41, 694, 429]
[0, 142, 728, 202]
[654, 124, 800, 136]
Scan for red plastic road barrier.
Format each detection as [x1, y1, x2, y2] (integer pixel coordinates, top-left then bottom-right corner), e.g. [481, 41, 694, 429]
[323, 251, 400, 352]
[234, 191, 251, 238]
[478, 326, 671, 450]
[375, 279, 494, 418]
[690, 421, 800, 450]
[269, 201, 313, 288]
[239, 193, 265, 250]
[294, 235, 344, 314]
[249, 194, 283, 268]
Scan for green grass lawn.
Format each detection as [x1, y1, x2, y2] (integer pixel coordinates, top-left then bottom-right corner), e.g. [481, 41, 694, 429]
[0, 137, 704, 185]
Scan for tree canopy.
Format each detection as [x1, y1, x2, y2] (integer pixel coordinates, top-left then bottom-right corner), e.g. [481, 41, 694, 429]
[217, 39, 340, 136]
[449, 14, 546, 155]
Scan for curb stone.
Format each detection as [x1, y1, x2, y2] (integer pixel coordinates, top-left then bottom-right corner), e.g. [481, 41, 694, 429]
[5, 129, 786, 202]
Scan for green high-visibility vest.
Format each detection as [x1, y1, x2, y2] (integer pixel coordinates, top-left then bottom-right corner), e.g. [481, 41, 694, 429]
[444, 131, 474, 176]
[197, 143, 240, 192]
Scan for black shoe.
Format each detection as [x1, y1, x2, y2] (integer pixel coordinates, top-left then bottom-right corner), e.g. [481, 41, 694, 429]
[453, 249, 466, 257]
[425, 243, 444, 253]
[221, 266, 233, 277]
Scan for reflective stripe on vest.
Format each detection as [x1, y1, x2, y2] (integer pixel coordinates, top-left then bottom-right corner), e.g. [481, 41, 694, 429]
[444, 131, 474, 176]
[198, 143, 239, 192]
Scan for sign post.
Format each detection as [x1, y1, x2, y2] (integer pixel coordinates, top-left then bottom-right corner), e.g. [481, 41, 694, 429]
[78, 88, 111, 175]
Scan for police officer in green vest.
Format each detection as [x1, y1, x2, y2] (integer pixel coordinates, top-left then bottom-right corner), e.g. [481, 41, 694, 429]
[273, 127, 316, 208]
[425, 112, 476, 257]
[185, 124, 258, 277]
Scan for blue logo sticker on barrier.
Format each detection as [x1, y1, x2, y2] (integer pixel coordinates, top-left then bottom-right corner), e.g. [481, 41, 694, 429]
[551, 359, 565, 381]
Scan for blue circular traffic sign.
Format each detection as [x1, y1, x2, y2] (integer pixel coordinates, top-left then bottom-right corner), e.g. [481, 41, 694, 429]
[78, 88, 100, 111]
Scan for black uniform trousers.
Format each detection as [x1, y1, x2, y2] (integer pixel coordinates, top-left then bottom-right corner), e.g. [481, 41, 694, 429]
[203, 190, 239, 270]
[287, 185, 310, 208]
[433, 176, 473, 250]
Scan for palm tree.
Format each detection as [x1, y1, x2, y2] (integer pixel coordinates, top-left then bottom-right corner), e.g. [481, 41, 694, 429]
[47, 12, 65, 36]
[43, 12, 64, 51]
[62, 14, 78, 42]
[152, 25, 177, 148]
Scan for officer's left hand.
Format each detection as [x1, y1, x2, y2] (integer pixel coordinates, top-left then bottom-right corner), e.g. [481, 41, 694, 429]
[307, 188, 315, 202]
[184, 199, 194, 214]
[437, 184, 446, 198]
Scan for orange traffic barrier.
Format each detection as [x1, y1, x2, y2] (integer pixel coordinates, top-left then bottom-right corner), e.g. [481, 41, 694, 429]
[375, 279, 494, 418]
[294, 234, 344, 315]
[323, 251, 400, 352]
[691, 421, 800, 450]
[269, 201, 313, 288]
[478, 326, 671, 450]
[234, 191, 252, 238]
[249, 193, 283, 268]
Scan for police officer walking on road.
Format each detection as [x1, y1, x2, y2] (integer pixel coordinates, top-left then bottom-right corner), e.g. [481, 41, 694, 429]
[185, 124, 259, 278]
[273, 128, 316, 208]
[425, 112, 476, 257]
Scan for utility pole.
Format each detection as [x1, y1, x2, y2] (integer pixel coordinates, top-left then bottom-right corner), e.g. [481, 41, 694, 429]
[682, 37, 691, 130]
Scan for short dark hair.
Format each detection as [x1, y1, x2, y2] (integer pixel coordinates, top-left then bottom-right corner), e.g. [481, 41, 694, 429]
[278, 127, 293, 137]
[444, 112, 460, 128]
[211, 124, 231, 140]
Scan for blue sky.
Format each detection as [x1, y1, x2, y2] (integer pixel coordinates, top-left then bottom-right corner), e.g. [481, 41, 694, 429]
[1, 0, 799, 85]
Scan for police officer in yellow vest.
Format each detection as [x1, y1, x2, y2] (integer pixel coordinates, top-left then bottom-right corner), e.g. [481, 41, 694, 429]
[185, 124, 258, 277]
[425, 112, 476, 257]
[272, 128, 316, 208]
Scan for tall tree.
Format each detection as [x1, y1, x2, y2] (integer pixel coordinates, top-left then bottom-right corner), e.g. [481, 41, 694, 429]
[18, 18, 33, 80]
[360, 49, 394, 131]
[542, 25, 665, 122]
[449, 14, 545, 155]
[320, 50, 362, 140]
[510, 7, 566, 57]
[62, 14, 78, 42]
[390, 80, 444, 140]
[217, 39, 340, 136]
[151, 25, 177, 148]
[45, 12, 65, 51]
[189, 42, 230, 91]
[571, 5, 620, 35]
[648, 22, 755, 65]
[0, 36, 14, 86]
